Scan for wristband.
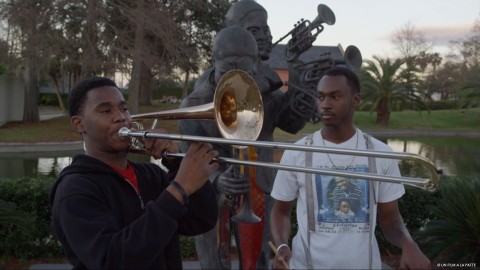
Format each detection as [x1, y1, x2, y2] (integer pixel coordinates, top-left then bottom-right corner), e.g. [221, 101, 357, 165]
[276, 243, 290, 253]
[170, 181, 189, 204]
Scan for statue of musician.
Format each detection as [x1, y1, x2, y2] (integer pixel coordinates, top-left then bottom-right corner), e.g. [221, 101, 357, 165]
[178, 25, 259, 269]
[183, 1, 342, 269]
[221, 0, 321, 269]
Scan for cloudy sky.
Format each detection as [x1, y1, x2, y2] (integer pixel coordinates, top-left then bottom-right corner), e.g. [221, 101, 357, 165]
[256, 0, 480, 60]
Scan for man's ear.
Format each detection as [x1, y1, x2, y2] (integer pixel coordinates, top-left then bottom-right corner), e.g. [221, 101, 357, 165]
[353, 93, 361, 108]
[71, 116, 85, 134]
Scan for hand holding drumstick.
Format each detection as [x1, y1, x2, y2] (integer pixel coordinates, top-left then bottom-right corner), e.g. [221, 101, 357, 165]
[269, 241, 290, 269]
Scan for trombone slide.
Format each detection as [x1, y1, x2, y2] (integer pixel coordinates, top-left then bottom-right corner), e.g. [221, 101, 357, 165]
[119, 128, 440, 191]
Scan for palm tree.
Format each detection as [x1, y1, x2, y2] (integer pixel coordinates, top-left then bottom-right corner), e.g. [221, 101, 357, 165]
[414, 176, 480, 264]
[360, 56, 428, 126]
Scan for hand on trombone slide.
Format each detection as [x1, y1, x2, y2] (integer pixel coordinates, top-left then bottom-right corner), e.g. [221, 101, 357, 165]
[126, 126, 220, 197]
[141, 128, 180, 160]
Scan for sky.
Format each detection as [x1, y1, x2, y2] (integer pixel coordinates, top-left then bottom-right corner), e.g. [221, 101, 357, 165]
[256, 0, 480, 60]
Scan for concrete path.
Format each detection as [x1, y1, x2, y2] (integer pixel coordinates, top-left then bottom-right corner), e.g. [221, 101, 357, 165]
[29, 260, 238, 270]
[29, 260, 393, 269]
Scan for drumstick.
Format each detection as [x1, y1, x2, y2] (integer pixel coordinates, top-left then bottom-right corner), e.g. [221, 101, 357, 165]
[268, 241, 290, 269]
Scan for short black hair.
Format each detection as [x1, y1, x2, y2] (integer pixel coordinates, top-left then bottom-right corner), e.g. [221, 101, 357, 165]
[68, 77, 118, 117]
[323, 66, 361, 94]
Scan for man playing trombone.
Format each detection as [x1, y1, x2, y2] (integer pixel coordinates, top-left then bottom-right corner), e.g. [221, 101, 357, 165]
[49, 77, 219, 269]
[270, 67, 431, 269]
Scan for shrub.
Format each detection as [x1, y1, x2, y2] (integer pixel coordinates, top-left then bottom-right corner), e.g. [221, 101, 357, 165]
[0, 176, 205, 262]
[375, 183, 442, 255]
[0, 177, 63, 260]
[415, 175, 480, 264]
[0, 64, 6, 75]
[426, 100, 457, 110]
[38, 93, 68, 106]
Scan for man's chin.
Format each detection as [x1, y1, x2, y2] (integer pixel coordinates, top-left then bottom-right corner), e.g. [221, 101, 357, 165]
[112, 140, 131, 152]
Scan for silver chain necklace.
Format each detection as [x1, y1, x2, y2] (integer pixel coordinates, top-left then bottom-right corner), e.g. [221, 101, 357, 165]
[321, 129, 359, 169]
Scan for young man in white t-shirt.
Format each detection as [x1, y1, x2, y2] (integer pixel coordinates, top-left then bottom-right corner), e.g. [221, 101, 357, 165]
[270, 67, 431, 269]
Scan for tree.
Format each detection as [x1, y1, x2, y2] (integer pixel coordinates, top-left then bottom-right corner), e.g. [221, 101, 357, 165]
[360, 56, 427, 126]
[424, 61, 464, 101]
[455, 65, 480, 108]
[1, 0, 57, 123]
[449, 17, 480, 69]
[1, 0, 76, 121]
[165, 0, 232, 98]
[103, 0, 186, 110]
[79, 0, 102, 78]
[391, 21, 432, 63]
[47, 56, 67, 113]
[391, 22, 442, 103]
[126, 0, 146, 114]
[0, 0, 232, 116]
[446, 16, 480, 106]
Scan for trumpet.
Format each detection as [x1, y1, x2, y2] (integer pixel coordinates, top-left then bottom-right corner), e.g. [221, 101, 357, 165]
[273, 4, 336, 61]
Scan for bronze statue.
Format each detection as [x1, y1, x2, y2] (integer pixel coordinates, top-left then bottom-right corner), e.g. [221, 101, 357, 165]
[178, 25, 259, 269]
[182, 1, 359, 269]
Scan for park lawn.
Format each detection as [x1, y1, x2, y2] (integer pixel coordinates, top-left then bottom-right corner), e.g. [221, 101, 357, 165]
[0, 106, 479, 143]
[357, 108, 480, 130]
[275, 108, 480, 142]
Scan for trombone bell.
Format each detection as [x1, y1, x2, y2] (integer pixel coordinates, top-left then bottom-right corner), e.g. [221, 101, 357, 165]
[214, 70, 263, 141]
[132, 70, 264, 143]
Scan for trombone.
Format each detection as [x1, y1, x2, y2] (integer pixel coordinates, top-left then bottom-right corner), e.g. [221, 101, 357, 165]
[119, 128, 440, 192]
[124, 70, 441, 192]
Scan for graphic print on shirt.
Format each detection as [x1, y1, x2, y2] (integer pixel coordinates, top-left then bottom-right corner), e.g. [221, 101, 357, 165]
[315, 165, 370, 234]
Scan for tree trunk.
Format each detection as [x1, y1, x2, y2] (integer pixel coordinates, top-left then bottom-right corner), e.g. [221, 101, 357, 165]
[23, 9, 39, 124]
[127, 0, 145, 114]
[51, 73, 67, 113]
[139, 63, 153, 106]
[23, 55, 39, 123]
[182, 70, 190, 99]
[80, 0, 98, 78]
[375, 98, 390, 126]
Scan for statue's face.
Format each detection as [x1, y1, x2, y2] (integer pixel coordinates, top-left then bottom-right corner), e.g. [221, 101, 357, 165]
[241, 10, 272, 61]
[214, 56, 255, 85]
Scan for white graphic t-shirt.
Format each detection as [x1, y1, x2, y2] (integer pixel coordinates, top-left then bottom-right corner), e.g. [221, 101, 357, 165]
[271, 129, 405, 269]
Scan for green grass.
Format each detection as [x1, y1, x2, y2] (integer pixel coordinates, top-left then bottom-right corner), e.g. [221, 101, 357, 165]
[274, 108, 480, 142]
[356, 109, 480, 130]
[1, 106, 479, 143]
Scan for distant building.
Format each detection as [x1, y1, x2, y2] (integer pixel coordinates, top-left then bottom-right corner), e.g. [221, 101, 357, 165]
[0, 75, 24, 127]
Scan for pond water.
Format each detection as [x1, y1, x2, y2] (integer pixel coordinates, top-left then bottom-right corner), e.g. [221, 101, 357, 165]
[0, 137, 478, 179]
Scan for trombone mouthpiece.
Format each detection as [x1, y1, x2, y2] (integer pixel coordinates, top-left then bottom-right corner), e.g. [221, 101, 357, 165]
[118, 127, 131, 137]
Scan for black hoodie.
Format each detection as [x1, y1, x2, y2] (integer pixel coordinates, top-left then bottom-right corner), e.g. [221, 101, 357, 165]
[49, 154, 218, 269]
